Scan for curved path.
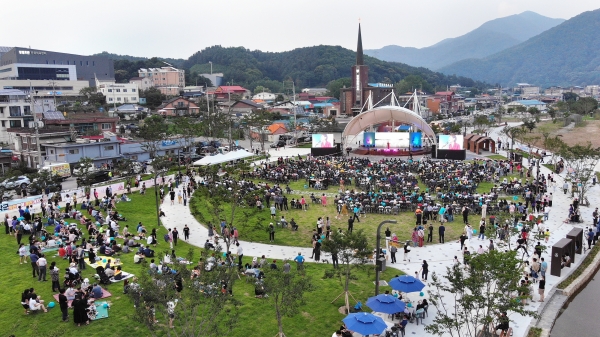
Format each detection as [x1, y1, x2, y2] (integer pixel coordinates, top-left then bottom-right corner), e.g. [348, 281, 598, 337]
[158, 125, 600, 337]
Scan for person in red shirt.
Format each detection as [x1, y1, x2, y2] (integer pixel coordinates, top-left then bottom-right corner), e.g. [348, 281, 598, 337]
[58, 244, 67, 259]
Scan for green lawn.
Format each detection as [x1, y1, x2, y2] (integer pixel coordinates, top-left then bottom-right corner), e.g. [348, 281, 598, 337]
[0, 193, 402, 337]
[190, 175, 523, 248]
[486, 154, 507, 160]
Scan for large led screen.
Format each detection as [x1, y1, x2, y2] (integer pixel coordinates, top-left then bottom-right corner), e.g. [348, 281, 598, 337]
[374, 133, 410, 148]
[312, 134, 334, 148]
[438, 135, 464, 150]
[410, 132, 422, 148]
[363, 132, 375, 147]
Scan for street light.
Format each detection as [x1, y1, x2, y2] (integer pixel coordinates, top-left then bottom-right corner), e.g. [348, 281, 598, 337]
[375, 219, 398, 295]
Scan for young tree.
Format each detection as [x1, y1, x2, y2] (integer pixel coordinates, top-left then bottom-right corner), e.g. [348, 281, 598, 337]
[127, 249, 240, 337]
[541, 133, 566, 168]
[75, 157, 97, 194]
[493, 106, 505, 124]
[242, 110, 274, 153]
[262, 268, 314, 337]
[501, 126, 524, 150]
[473, 115, 491, 135]
[425, 250, 537, 337]
[321, 229, 372, 313]
[558, 142, 600, 204]
[139, 115, 173, 227]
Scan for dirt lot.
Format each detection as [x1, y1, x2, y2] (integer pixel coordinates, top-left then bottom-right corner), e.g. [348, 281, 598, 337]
[517, 119, 600, 148]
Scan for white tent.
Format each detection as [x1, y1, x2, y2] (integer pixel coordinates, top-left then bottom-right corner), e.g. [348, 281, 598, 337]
[192, 150, 254, 166]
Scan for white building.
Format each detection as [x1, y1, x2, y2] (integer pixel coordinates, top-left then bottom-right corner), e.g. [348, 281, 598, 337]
[96, 78, 139, 105]
[198, 73, 223, 87]
[505, 100, 547, 112]
[129, 77, 153, 91]
[0, 89, 56, 144]
[514, 83, 540, 97]
[252, 92, 276, 100]
[584, 85, 600, 97]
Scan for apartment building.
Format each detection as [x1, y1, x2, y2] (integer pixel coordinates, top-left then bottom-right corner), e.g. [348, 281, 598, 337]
[138, 66, 185, 96]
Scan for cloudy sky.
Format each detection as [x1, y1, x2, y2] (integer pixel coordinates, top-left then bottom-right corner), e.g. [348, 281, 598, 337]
[3, 0, 598, 59]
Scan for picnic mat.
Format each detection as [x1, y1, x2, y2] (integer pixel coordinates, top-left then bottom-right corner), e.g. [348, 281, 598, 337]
[93, 301, 110, 320]
[86, 256, 123, 269]
[24, 245, 59, 254]
[110, 271, 135, 283]
[53, 288, 112, 307]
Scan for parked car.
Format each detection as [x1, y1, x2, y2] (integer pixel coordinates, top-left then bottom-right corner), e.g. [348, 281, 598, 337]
[76, 170, 112, 185]
[0, 176, 30, 189]
[72, 163, 97, 176]
[270, 141, 286, 148]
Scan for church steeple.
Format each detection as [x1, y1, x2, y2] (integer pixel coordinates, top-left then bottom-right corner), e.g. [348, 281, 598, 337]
[356, 23, 364, 66]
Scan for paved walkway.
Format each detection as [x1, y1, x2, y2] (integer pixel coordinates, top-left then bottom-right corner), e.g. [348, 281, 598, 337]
[157, 126, 600, 337]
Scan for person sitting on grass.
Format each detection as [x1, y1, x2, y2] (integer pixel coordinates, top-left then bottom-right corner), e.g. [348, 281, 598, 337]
[21, 289, 30, 314]
[28, 296, 48, 313]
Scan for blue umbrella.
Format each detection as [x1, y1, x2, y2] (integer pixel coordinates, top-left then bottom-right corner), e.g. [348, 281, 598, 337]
[389, 275, 426, 293]
[343, 312, 388, 336]
[366, 294, 406, 314]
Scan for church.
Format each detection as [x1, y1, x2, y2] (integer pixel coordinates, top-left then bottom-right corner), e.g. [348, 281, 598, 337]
[340, 24, 394, 117]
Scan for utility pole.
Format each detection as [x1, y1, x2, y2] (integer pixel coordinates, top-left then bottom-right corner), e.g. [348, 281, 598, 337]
[29, 83, 43, 168]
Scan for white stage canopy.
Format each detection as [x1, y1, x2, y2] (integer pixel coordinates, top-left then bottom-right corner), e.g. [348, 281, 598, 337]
[192, 150, 254, 166]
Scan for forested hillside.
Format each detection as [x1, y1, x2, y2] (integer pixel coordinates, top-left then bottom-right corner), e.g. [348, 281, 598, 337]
[182, 45, 486, 93]
[439, 9, 600, 86]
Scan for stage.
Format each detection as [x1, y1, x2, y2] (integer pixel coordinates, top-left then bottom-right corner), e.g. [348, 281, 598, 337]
[351, 146, 431, 157]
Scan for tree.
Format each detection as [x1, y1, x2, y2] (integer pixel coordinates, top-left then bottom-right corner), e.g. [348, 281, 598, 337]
[558, 142, 600, 204]
[500, 126, 524, 151]
[562, 92, 579, 102]
[572, 97, 598, 116]
[473, 115, 491, 135]
[321, 229, 372, 313]
[75, 157, 97, 193]
[253, 85, 270, 93]
[242, 110, 275, 152]
[172, 117, 201, 155]
[514, 105, 527, 115]
[394, 75, 434, 94]
[141, 87, 166, 108]
[262, 267, 314, 337]
[425, 250, 537, 337]
[26, 170, 63, 194]
[493, 106, 505, 123]
[139, 115, 173, 227]
[541, 133, 565, 166]
[79, 87, 106, 107]
[326, 78, 351, 99]
[527, 107, 540, 115]
[126, 249, 240, 337]
[522, 119, 537, 133]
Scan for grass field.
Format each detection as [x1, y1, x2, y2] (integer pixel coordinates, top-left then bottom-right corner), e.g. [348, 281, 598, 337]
[190, 173, 523, 248]
[0, 193, 402, 337]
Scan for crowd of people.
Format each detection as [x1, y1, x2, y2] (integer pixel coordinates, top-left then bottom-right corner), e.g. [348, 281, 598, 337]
[5, 168, 200, 327]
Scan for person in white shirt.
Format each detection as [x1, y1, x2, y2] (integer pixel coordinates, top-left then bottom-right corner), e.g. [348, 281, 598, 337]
[543, 206, 550, 221]
[37, 255, 48, 281]
[29, 298, 47, 312]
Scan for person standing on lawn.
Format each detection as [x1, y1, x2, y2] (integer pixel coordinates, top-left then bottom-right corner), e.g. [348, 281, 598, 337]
[183, 225, 190, 241]
[172, 227, 179, 246]
[439, 223, 446, 243]
[59, 288, 69, 322]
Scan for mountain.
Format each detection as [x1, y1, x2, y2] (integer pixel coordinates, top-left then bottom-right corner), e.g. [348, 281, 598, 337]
[364, 11, 564, 70]
[438, 9, 600, 87]
[93, 52, 185, 68]
[182, 45, 487, 93]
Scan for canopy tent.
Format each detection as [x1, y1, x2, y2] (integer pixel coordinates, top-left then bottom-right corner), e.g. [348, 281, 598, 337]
[192, 150, 254, 166]
[342, 106, 437, 148]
